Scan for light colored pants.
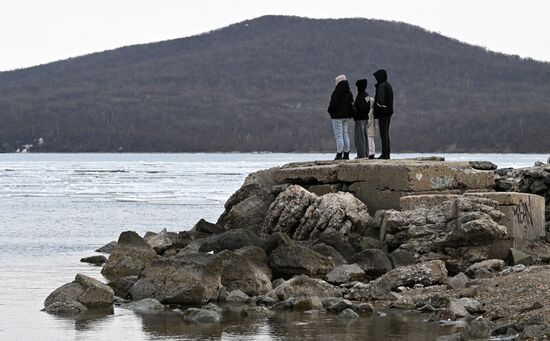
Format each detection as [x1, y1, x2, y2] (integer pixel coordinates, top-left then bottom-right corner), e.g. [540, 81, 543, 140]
[331, 119, 350, 153]
[354, 120, 376, 157]
[368, 136, 376, 156]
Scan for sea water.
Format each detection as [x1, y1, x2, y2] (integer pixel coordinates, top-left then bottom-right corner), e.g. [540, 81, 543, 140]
[0, 153, 546, 340]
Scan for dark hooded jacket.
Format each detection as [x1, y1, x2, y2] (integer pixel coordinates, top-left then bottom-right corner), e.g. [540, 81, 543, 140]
[373, 69, 393, 119]
[328, 80, 355, 119]
[354, 79, 370, 121]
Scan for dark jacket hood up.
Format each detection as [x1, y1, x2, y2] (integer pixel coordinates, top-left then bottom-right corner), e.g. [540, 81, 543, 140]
[355, 79, 367, 92]
[328, 80, 354, 119]
[373, 69, 388, 83]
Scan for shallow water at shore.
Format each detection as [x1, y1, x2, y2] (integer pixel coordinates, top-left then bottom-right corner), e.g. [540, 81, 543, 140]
[0, 153, 547, 340]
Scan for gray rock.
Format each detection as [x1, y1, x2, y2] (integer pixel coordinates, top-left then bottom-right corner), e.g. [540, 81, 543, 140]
[132, 253, 222, 304]
[225, 289, 249, 304]
[240, 306, 275, 318]
[448, 299, 470, 317]
[120, 298, 164, 313]
[262, 232, 295, 255]
[310, 243, 347, 266]
[266, 275, 342, 301]
[326, 298, 353, 313]
[271, 299, 294, 310]
[80, 255, 107, 265]
[201, 303, 222, 313]
[292, 296, 323, 311]
[107, 276, 137, 299]
[182, 308, 222, 324]
[353, 303, 374, 316]
[417, 294, 450, 309]
[346, 260, 447, 301]
[199, 228, 262, 253]
[521, 324, 550, 339]
[507, 248, 534, 266]
[392, 297, 416, 310]
[313, 232, 358, 260]
[390, 249, 416, 268]
[146, 228, 173, 254]
[448, 272, 469, 289]
[74, 274, 115, 308]
[216, 250, 272, 296]
[466, 259, 505, 277]
[101, 231, 158, 280]
[455, 298, 484, 314]
[338, 308, 360, 319]
[192, 219, 224, 235]
[217, 167, 279, 234]
[43, 300, 88, 316]
[325, 264, 365, 284]
[268, 245, 335, 279]
[263, 185, 370, 240]
[348, 249, 392, 279]
[44, 273, 114, 310]
[470, 161, 498, 171]
[96, 241, 117, 254]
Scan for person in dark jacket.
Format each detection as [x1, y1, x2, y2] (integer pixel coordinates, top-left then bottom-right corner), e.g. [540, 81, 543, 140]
[353, 79, 376, 159]
[327, 75, 354, 160]
[373, 69, 393, 159]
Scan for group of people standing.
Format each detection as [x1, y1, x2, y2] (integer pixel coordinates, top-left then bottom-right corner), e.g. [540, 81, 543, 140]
[327, 69, 393, 160]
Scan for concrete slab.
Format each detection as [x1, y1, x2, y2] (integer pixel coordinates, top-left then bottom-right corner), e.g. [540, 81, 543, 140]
[466, 192, 546, 240]
[400, 194, 461, 211]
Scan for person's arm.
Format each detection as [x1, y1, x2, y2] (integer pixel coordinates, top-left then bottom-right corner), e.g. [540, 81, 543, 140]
[328, 91, 338, 115]
[376, 84, 387, 108]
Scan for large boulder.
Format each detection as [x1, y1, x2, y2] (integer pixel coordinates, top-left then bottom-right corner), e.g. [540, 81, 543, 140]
[44, 273, 114, 312]
[130, 253, 222, 304]
[101, 231, 158, 280]
[325, 264, 366, 284]
[216, 250, 272, 296]
[269, 245, 335, 279]
[263, 185, 370, 240]
[310, 243, 347, 266]
[266, 275, 343, 301]
[217, 167, 280, 234]
[199, 228, 262, 253]
[348, 249, 392, 279]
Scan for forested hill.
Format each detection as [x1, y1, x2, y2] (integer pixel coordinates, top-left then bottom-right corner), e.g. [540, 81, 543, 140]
[1, 15, 549, 153]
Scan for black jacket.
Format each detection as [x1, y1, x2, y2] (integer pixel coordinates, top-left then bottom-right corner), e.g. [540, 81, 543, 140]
[373, 69, 393, 119]
[354, 91, 370, 121]
[328, 80, 354, 119]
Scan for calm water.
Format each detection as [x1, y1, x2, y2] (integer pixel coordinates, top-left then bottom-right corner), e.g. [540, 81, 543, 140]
[0, 153, 547, 341]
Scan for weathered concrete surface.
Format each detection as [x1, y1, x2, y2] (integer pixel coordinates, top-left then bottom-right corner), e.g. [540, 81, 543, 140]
[273, 159, 495, 213]
[400, 194, 461, 211]
[465, 192, 545, 240]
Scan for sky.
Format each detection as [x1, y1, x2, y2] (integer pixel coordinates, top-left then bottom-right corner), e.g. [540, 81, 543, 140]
[1, 0, 549, 71]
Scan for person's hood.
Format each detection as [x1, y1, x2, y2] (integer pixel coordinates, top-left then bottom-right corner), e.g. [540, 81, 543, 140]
[335, 74, 347, 85]
[373, 69, 387, 83]
[355, 79, 367, 92]
[335, 80, 351, 93]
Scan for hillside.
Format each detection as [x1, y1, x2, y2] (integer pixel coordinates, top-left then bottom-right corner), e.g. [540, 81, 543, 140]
[0, 15, 549, 153]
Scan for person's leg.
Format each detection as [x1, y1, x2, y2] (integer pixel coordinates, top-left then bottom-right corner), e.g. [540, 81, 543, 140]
[386, 116, 391, 158]
[342, 119, 350, 159]
[378, 117, 388, 157]
[354, 120, 366, 158]
[368, 135, 375, 158]
[331, 119, 343, 159]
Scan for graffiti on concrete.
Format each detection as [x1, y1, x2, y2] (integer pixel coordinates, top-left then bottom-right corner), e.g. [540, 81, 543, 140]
[513, 199, 533, 227]
[430, 175, 455, 190]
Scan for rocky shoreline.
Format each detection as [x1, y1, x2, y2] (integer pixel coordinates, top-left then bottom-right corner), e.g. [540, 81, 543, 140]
[44, 157, 550, 340]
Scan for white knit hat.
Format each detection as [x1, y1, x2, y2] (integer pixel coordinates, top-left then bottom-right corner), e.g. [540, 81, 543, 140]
[335, 74, 347, 84]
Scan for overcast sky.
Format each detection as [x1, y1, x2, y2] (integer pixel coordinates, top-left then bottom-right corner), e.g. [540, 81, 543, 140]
[1, 0, 549, 71]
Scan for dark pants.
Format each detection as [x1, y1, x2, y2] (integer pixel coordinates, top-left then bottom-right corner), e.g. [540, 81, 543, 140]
[378, 116, 391, 158]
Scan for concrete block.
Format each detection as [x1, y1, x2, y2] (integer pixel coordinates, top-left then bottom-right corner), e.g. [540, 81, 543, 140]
[307, 184, 342, 196]
[400, 194, 461, 211]
[466, 192, 546, 240]
[274, 164, 339, 184]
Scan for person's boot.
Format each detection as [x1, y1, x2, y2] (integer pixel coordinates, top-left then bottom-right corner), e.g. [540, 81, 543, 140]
[334, 152, 342, 160]
[342, 152, 350, 160]
[368, 155, 375, 159]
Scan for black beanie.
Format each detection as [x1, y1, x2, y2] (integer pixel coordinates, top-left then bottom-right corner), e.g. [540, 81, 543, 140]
[355, 79, 367, 91]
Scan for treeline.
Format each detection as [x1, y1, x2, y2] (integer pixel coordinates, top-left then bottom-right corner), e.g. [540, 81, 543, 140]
[0, 15, 549, 152]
